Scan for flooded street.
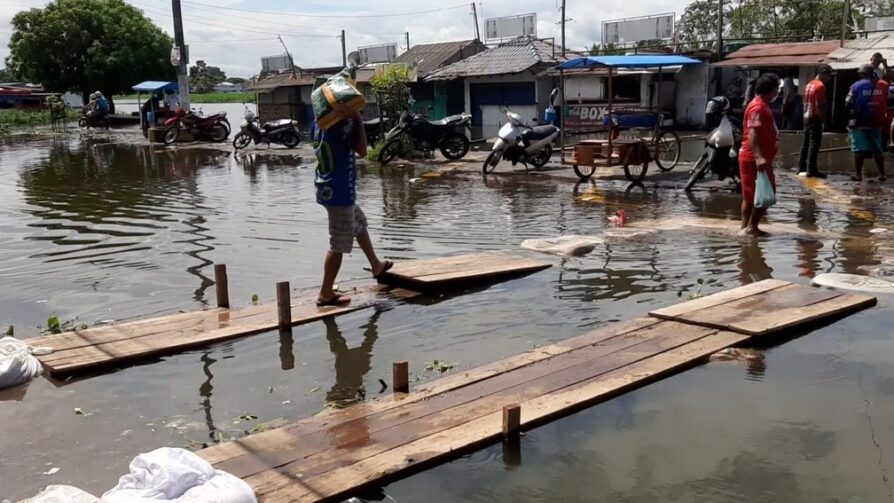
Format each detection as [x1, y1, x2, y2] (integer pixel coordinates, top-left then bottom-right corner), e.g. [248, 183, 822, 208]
[1, 133, 893, 501]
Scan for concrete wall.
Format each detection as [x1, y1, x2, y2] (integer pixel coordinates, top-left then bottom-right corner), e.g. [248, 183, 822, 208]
[675, 65, 710, 128]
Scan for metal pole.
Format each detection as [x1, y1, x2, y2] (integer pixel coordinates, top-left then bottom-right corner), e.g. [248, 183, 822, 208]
[840, 0, 850, 47]
[561, 0, 567, 58]
[340, 30, 347, 67]
[714, 0, 724, 96]
[405, 31, 410, 51]
[560, 68, 565, 163]
[171, 0, 190, 110]
[471, 3, 481, 42]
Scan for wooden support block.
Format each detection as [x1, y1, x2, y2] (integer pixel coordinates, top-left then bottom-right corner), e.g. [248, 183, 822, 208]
[392, 361, 409, 394]
[503, 404, 521, 439]
[147, 127, 165, 143]
[276, 282, 291, 328]
[214, 264, 229, 309]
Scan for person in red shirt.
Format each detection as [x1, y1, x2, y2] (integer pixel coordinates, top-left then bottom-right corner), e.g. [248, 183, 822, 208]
[798, 65, 833, 178]
[846, 64, 888, 181]
[739, 73, 780, 236]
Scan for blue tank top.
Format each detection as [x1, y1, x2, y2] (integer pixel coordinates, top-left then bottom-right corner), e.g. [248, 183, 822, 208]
[313, 119, 356, 206]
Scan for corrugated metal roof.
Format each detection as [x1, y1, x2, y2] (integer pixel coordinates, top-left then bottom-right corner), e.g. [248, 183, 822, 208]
[393, 40, 486, 77]
[827, 34, 894, 69]
[713, 40, 839, 67]
[425, 37, 564, 80]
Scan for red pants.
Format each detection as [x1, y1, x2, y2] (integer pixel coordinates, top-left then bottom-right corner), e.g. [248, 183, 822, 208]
[739, 160, 776, 205]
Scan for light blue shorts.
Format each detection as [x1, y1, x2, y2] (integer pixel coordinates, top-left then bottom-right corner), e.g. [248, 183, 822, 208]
[850, 128, 883, 154]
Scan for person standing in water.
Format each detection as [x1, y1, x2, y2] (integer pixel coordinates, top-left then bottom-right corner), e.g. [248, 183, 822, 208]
[312, 111, 392, 306]
[739, 73, 780, 236]
[846, 64, 888, 182]
[798, 65, 833, 178]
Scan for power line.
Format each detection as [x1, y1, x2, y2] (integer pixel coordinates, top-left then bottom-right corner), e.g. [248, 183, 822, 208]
[178, 0, 467, 19]
[133, 2, 337, 38]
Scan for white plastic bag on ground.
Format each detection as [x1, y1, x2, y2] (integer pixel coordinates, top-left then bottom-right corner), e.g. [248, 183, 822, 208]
[0, 337, 44, 389]
[521, 235, 602, 256]
[101, 448, 256, 503]
[17, 485, 100, 503]
[812, 273, 894, 294]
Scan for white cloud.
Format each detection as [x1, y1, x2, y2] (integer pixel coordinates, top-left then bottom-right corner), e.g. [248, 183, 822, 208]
[2, 0, 691, 79]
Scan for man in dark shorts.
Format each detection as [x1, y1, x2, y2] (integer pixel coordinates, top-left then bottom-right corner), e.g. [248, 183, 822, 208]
[739, 73, 780, 236]
[798, 65, 833, 178]
[312, 111, 392, 306]
[846, 64, 888, 182]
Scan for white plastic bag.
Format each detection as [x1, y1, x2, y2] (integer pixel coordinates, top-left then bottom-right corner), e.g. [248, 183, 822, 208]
[101, 448, 256, 503]
[707, 116, 734, 148]
[18, 485, 100, 503]
[753, 170, 776, 209]
[521, 235, 602, 256]
[0, 336, 43, 389]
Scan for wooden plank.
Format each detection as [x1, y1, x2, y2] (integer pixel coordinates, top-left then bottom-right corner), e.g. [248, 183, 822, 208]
[199, 317, 662, 467]
[406, 261, 550, 285]
[649, 278, 790, 320]
[255, 330, 749, 502]
[383, 253, 498, 278]
[671, 283, 841, 333]
[729, 293, 877, 335]
[216, 322, 717, 486]
[380, 253, 551, 288]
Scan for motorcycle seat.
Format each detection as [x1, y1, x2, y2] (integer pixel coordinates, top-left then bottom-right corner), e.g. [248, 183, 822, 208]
[522, 125, 557, 141]
[263, 119, 293, 129]
[363, 118, 382, 126]
[427, 114, 465, 126]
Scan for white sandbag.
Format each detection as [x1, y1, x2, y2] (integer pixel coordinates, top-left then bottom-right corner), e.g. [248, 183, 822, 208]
[18, 485, 100, 503]
[707, 116, 734, 148]
[521, 235, 602, 256]
[812, 273, 894, 294]
[101, 448, 256, 503]
[0, 337, 44, 389]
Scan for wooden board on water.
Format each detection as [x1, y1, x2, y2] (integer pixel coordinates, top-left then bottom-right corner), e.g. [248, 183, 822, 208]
[378, 252, 551, 290]
[197, 280, 875, 502]
[649, 279, 877, 335]
[28, 286, 409, 376]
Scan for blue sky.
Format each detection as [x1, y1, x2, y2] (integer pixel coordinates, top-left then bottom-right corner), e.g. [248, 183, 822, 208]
[2, 0, 690, 78]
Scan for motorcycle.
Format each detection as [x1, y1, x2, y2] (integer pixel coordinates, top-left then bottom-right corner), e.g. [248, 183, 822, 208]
[363, 117, 391, 145]
[684, 96, 741, 192]
[377, 110, 472, 164]
[162, 108, 229, 145]
[78, 108, 109, 130]
[232, 108, 302, 150]
[482, 89, 560, 174]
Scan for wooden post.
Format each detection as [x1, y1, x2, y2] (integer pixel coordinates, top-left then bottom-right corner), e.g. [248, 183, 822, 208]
[392, 361, 409, 393]
[502, 404, 521, 439]
[214, 264, 229, 308]
[276, 281, 291, 328]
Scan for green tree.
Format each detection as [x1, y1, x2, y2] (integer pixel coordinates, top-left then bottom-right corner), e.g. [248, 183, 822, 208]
[0, 67, 20, 81]
[370, 65, 410, 120]
[189, 60, 227, 93]
[6, 0, 175, 112]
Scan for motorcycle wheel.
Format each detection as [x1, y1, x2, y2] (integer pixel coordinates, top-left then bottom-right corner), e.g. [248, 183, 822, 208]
[281, 131, 300, 148]
[683, 154, 710, 192]
[209, 124, 229, 142]
[78, 118, 87, 128]
[439, 133, 470, 160]
[655, 130, 681, 171]
[163, 125, 180, 145]
[482, 150, 502, 174]
[378, 140, 401, 164]
[233, 132, 252, 150]
[573, 164, 595, 181]
[529, 144, 553, 169]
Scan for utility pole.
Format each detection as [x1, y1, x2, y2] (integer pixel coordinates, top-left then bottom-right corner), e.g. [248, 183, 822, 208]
[840, 0, 850, 47]
[561, 0, 566, 58]
[171, 0, 190, 110]
[714, 0, 724, 95]
[471, 2, 481, 42]
[340, 30, 347, 67]
[405, 31, 410, 51]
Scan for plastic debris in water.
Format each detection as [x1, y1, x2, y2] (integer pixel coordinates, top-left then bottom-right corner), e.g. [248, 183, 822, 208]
[710, 347, 764, 363]
[608, 209, 626, 226]
[870, 227, 888, 234]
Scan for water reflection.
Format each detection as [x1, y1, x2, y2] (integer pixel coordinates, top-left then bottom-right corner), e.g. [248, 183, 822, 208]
[324, 311, 381, 406]
[737, 240, 773, 284]
[198, 352, 218, 442]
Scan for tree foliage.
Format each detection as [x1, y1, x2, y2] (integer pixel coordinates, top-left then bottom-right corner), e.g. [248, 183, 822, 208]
[189, 60, 227, 93]
[370, 65, 411, 119]
[6, 0, 175, 103]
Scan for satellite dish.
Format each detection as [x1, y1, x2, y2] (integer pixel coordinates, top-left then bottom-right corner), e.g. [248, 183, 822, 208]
[347, 51, 361, 67]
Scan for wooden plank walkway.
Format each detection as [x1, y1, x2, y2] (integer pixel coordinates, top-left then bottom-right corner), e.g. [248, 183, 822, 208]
[198, 279, 875, 502]
[27, 253, 550, 376]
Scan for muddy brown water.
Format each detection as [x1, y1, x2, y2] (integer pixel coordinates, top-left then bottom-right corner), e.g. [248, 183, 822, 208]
[0, 133, 892, 502]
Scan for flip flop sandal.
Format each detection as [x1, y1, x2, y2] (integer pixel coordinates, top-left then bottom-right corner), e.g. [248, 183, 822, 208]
[316, 294, 351, 307]
[851, 175, 863, 182]
[372, 260, 394, 279]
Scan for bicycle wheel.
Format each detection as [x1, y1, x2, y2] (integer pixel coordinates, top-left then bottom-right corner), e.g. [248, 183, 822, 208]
[573, 163, 596, 181]
[654, 130, 681, 171]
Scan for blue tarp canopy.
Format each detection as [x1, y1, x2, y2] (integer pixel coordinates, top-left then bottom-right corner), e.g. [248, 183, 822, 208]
[557, 55, 703, 69]
[131, 81, 178, 92]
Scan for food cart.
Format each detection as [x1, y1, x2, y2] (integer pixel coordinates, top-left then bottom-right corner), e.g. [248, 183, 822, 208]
[556, 55, 702, 182]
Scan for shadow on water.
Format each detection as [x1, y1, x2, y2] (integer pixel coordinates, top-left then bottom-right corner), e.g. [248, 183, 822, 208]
[323, 311, 382, 406]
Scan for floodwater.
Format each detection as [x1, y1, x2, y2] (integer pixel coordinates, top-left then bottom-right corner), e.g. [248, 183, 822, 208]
[0, 131, 893, 502]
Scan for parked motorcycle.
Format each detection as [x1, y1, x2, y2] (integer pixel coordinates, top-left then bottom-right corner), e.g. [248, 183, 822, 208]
[363, 117, 391, 145]
[232, 108, 301, 150]
[377, 111, 472, 164]
[162, 108, 229, 145]
[482, 89, 560, 174]
[684, 96, 741, 192]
